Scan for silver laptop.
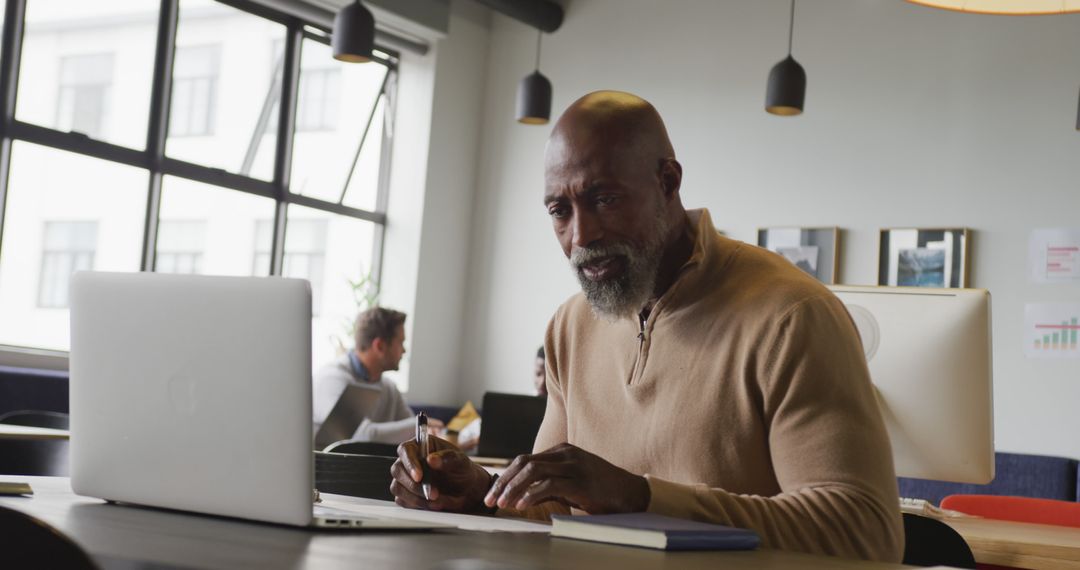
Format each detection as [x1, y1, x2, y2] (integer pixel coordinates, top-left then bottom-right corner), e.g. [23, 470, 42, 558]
[69, 271, 439, 530]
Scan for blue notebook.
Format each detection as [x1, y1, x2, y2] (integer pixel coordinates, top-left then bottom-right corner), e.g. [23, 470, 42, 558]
[550, 513, 761, 551]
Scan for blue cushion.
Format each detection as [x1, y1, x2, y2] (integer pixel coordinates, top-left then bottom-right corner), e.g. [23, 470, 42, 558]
[409, 404, 460, 425]
[898, 452, 1079, 505]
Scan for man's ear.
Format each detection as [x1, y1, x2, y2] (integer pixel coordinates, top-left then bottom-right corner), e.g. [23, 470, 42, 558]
[660, 158, 683, 200]
[370, 337, 385, 354]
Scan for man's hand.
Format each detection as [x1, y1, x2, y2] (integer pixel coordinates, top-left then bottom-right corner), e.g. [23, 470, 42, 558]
[390, 435, 492, 512]
[484, 443, 651, 514]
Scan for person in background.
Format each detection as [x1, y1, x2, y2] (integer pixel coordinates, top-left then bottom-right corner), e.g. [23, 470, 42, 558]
[533, 346, 547, 398]
[312, 307, 442, 444]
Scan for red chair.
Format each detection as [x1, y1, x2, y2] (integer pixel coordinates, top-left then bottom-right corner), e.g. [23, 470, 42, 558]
[941, 494, 1080, 528]
[940, 494, 1080, 570]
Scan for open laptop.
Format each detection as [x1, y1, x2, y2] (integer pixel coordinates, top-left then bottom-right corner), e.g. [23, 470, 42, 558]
[314, 384, 383, 450]
[69, 271, 441, 530]
[476, 392, 547, 461]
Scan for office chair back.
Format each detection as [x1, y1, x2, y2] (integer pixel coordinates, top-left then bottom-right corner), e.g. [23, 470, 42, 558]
[941, 494, 1080, 528]
[901, 513, 976, 569]
[314, 451, 395, 501]
[0, 439, 69, 476]
[322, 440, 399, 457]
[0, 506, 98, 569]
[0, 410, 70, 430]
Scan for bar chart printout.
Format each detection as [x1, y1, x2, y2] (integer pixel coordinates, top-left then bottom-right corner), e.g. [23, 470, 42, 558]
[1025, 304, 1080, 359]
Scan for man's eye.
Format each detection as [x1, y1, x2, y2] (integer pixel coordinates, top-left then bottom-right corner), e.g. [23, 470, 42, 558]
[549, 206, 569, 219]
[596, 195, 617, 206]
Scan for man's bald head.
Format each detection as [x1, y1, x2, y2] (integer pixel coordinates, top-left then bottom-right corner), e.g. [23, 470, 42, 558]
[546, 91, 675, 178]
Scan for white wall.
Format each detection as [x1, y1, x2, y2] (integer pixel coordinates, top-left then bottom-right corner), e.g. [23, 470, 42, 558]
[456, 1, 1080, 458]
[380, 0, 491, 403]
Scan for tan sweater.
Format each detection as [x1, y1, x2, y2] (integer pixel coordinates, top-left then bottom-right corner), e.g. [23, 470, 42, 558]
[533, 209, 903, 562]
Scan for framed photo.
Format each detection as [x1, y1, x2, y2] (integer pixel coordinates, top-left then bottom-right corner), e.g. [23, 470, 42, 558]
[757, 227, 839, 284]
[878, 228, 970, 288]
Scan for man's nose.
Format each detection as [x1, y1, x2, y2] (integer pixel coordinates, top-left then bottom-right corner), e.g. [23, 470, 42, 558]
[571, 210, 603, 249]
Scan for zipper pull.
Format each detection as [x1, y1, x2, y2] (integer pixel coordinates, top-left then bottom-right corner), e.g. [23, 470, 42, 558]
[637, 313, 647, 342]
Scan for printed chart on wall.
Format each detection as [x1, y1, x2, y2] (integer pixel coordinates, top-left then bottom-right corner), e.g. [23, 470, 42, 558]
[1029, 228, 1080, 283]
[1024, 304, 1080, 359]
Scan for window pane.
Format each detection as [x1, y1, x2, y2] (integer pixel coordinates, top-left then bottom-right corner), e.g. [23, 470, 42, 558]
[170, 45, 221, 138]
[286, 205, 376, 375]
[166, 0, 284, 181]
[17, 0, 158, 149]
[157, 177, 276, 277]
[156, 220, 206, 274]
[290, 39, 388, 207]
[0, 142, 148, 350]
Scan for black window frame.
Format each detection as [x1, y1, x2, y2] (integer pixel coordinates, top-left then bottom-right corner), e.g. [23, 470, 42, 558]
[0, 0, 397, 312]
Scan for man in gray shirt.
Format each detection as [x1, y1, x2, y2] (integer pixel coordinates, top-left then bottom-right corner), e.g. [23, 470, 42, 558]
[312, 307, 442, 444]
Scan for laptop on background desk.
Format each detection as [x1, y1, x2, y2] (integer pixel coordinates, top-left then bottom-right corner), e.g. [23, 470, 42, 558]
[68, 271, 442, 530]
[476, 392, 547, 462]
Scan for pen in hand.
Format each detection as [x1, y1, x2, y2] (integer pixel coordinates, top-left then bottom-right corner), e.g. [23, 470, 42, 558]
[416, 412, 432, 500]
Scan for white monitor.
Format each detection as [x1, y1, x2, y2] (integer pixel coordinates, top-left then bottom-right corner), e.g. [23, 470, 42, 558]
[828, 285, 994, 484]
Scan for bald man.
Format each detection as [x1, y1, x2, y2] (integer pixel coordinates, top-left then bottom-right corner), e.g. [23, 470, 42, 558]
[391, 91, 903, 562]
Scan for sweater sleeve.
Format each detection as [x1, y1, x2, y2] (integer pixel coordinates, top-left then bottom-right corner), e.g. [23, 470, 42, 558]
[644, 294, 904, 562]
[352, 381, 415, 444]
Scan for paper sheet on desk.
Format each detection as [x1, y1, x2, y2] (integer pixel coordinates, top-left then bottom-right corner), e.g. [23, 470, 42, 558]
[319, 498, 551, 533]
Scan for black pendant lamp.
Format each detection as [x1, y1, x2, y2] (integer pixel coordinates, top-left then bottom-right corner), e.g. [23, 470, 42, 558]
[516, 30, 553, 125]
[332, 0, 375, 63]
[765, 0, 806, 116]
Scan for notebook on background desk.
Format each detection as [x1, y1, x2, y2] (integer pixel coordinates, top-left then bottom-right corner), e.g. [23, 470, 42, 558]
[68, 272, 444, 531]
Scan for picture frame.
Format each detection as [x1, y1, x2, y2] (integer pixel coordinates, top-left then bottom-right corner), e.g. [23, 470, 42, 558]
[757, 227, 839, 284]
[878, 228, 970, 288]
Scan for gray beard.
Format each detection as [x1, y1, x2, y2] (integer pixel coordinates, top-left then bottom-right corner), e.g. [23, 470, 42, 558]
[569, 214, 670, 322]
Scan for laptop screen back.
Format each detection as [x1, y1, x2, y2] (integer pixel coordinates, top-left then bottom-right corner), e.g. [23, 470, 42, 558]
[476, 392, 547, 459]
[69, 272, 314, 526]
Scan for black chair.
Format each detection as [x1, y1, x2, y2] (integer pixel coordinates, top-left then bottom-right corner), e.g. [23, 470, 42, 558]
[0, 505, 98, 569]
[0, 439, 69, 476]
[323, 440, 399, 457]
[0, 410, 70, 430]
[901, 513, 977, 569]
[314, 451, 395, 501]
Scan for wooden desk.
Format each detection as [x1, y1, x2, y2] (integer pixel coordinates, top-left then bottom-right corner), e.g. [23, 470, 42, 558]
[0, 476, 914, 570]
[0, 424, 70, 440]
[945, 516, 1080, 570]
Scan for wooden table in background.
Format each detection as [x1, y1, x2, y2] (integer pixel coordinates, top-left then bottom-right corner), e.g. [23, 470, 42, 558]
[945, 516, 1080, 570]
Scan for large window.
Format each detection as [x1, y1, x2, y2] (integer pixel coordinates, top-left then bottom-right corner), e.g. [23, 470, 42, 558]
[0, 0, 397, 360]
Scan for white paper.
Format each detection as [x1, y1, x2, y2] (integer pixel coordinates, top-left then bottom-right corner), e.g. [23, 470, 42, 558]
[1029, 228, 1080, 283]
[319, 496, 552, 533]
[1024, 303, 1080, 359]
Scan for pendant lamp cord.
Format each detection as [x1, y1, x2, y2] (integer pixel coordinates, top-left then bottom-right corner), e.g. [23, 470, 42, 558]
[535, 29, 543, 71]
[787, 0, 795, 56]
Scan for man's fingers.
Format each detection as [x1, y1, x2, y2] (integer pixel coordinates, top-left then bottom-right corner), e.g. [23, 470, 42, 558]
[493, 460, 560, 509]
[426, 448, 469, 471]
[396, 440, 423, 482]
[514, 477, 575, 510]
[390, 459, 425, 497]
[390, 479, 428, 510]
